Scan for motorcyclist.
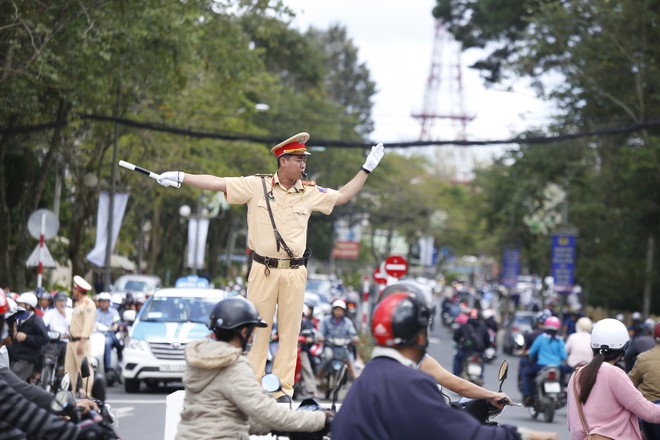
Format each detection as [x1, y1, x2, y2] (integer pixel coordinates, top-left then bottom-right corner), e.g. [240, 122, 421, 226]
[42, 292, 72, 377]
[452, 308, 490, 382]
[521, 316, 569, 406]
[0, 289, 111, 439]
[36, 290, 53, 316]
[9, 292, 49, 381]
[332, 292, 558, 440]
[95, 292, 122, 383]
[517, 309, 551, 390]
[298, 304, 319, 398]
[624, 318, 656, 373]
[316, 300, 359, 381]
[628, 320, 660, 440]
[175, 296, 331, 439]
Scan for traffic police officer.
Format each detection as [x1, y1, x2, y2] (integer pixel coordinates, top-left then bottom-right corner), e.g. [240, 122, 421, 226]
[65, 275, 96, 397]
[155, 132, 385, 399]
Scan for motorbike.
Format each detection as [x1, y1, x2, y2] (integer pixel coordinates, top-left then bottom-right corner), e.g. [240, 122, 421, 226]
[460, 352, 485, 386]
[38, 331, 67, 394]
[319, 336, 352, 400]
[528, 365, 566, 423]
[52, 373, 120, 439]
[92, 322, 124, 388]
[262, 364, 346, 439]
[449, 360, 521, 425]
[483, 328, 498, 363]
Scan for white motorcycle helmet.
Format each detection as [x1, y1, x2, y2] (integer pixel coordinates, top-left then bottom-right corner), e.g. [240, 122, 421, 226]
[590, 318, 630, 352]
[16, 292, 38, 309]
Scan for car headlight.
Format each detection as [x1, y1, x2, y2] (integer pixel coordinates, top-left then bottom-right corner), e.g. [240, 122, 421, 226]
[126, 338, 151, 352]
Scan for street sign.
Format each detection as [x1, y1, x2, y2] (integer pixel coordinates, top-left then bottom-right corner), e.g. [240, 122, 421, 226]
[501, 247, 520, 288]
[332, 241, 360, 259]
[373, 266, 387, 285]
[384, 255, 408, 278]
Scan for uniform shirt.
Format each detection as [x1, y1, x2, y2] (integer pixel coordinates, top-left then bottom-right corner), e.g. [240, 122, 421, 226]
[96, 306, 120, 328]
[528, 333, 567, 366]
[43, 307, 72, 341]
[225, 173, 338, 258]
[332, 348, 523, 440]
[69, 296, 96, 339]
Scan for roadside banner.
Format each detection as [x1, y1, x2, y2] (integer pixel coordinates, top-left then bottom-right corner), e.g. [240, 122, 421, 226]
[501, 247, 520, 289]
[551, 233, 577, 293]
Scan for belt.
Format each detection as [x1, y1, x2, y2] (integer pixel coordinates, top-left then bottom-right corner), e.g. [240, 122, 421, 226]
[252, 252, 304, 269]
[69, 337, 89, 342]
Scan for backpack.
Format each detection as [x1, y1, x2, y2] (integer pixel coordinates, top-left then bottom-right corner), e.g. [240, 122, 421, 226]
[462, 322, 485, 352]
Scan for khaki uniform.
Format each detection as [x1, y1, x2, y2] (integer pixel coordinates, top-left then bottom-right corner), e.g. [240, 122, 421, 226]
[226, 173, 338, 396]
[65, 295, 96, 396]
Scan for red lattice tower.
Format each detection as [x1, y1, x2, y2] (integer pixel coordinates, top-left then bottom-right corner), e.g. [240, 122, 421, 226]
[412, 19, 475, 181]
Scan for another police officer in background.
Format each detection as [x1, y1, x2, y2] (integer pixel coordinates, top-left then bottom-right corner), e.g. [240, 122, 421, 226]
[65, 275, 96, 397]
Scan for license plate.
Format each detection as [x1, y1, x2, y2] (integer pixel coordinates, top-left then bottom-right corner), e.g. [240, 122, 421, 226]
[544, 382, 561, 393]
[467, 364, 482, 376]
[160, 363, 186, 372]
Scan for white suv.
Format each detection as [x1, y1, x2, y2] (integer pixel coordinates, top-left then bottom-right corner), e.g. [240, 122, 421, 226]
[122, 287, 227, 393]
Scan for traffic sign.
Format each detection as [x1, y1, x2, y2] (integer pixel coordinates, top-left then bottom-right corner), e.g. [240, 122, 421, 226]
[373, 266, 387, 285]
[384, 255, 408, 278]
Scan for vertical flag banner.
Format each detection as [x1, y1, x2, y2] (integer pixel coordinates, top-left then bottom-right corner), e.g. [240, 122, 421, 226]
[551, 233, 577, 293]
[86, 192, 129, 267]
[186, 218, 209, 270]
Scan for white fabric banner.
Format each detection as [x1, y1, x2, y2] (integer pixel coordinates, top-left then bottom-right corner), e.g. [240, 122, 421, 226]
[86, 192, 129, 267]
[186, 218, 209, 270]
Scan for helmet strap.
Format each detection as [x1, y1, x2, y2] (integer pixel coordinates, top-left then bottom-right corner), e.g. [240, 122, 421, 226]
[238, 325, 255, 352]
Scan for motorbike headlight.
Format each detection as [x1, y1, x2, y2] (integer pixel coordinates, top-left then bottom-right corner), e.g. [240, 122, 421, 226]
[515, 334, 525, 346]
[126, 338, 150, 352]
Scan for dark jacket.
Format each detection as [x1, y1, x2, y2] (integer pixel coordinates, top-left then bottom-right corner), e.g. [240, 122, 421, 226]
[453, 319, 490, 353]
[624, 335, 655, 373]
[8, 313, 49, 364]
[332, 356, 522, 440]
[0, 367, 79, 439]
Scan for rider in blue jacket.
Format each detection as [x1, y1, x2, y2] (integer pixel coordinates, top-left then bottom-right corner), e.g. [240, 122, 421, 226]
[332, 292, 558, 440]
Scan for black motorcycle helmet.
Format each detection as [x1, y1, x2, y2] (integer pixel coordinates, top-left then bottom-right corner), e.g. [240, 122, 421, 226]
[208, 297, 267, 351]
[371, 292, 431, 347]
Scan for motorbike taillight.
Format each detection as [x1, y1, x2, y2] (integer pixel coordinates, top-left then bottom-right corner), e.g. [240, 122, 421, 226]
[547, 371, 557, 381]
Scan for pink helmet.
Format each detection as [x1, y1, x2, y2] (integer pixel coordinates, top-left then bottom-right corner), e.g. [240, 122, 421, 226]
[544, 316, 561, 331]
[455, 313, 469, 325]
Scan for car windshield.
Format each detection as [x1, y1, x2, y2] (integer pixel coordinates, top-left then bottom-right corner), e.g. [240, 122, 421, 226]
[513, 314, 535, 327]
[140, 296, 218, 323]
[306, 279, 331, 295]
[124, 280, 149, 292]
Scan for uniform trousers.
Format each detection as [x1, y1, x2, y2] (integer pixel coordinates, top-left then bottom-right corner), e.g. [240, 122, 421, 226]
[247, 261, 307, 397]
[64, 340, 94, 397]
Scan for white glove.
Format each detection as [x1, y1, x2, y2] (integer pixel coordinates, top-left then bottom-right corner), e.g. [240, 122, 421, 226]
[362, 143, 384, 173]
[157, 171, 184, 188]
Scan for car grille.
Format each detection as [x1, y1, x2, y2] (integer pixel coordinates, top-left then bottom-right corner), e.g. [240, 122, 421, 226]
[149, 342, 186, 360]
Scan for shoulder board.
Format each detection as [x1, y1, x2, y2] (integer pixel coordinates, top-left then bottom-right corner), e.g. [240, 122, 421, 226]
[254, 173, 273, 177]
[301, 180, 316, 186]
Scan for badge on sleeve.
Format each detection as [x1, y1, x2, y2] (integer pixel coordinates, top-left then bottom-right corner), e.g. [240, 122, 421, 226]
[317, 186, 328, 193]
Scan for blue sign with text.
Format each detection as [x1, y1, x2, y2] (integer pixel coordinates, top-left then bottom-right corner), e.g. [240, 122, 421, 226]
[501, 248, 520, 288]
[551, 233, 576, 293]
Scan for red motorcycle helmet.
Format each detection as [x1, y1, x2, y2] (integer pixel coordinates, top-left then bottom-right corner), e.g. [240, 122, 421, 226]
[654, 321, 660, 342]
[371, 292, 431, 347]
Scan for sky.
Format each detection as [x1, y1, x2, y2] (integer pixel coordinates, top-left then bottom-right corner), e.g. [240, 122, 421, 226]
[283, 0, 555, 164]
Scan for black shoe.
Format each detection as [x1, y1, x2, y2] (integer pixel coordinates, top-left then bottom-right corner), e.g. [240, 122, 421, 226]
[523, 395, 534, 407]
[276, 394, 292, 404]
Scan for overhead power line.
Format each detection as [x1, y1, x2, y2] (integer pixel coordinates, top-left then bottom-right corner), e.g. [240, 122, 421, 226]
[2, 113, 660, 148]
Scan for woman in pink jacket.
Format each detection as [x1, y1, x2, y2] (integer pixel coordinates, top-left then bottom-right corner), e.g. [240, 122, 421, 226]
[567, 318, 660, 440]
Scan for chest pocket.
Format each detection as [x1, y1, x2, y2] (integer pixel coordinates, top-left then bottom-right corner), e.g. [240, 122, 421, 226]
[256, 199, 274, 226]
[288, 205, 310, 232]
